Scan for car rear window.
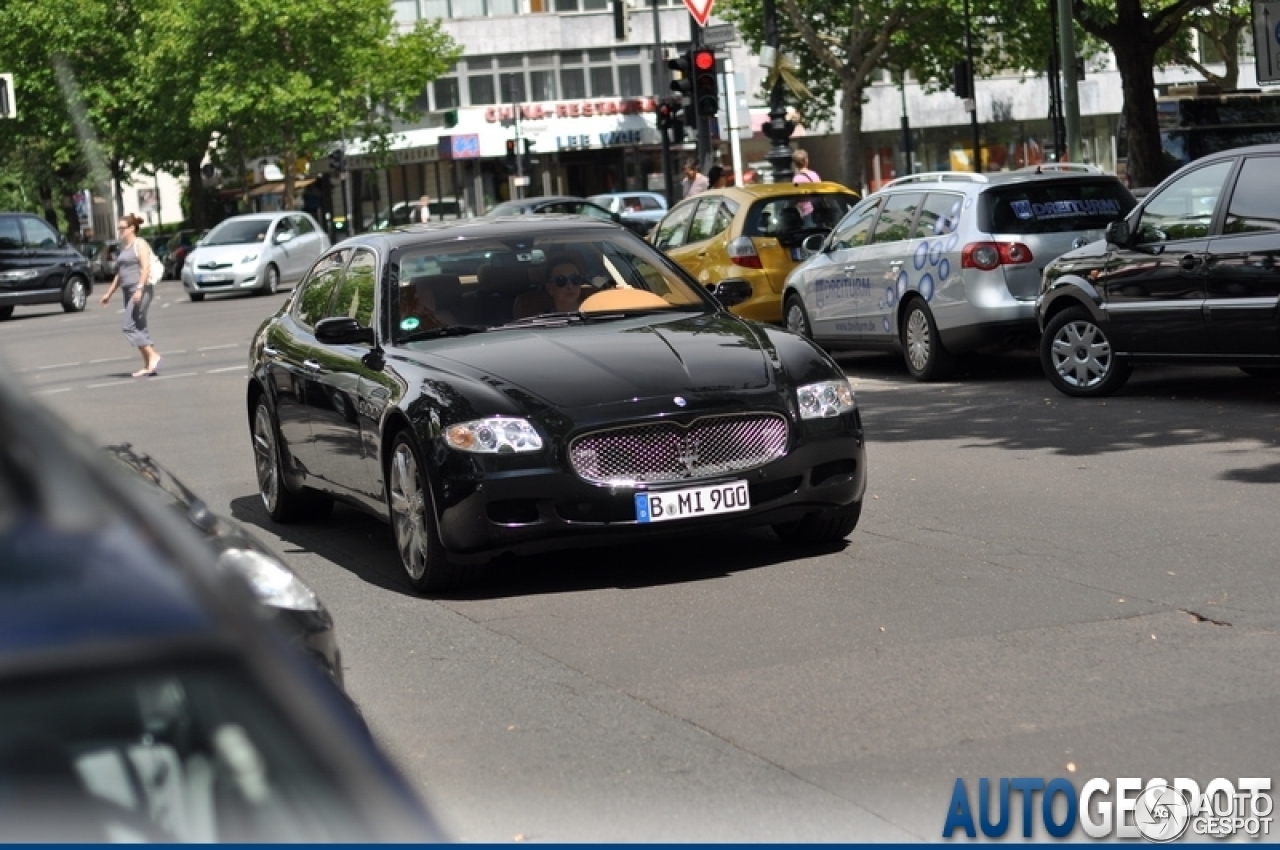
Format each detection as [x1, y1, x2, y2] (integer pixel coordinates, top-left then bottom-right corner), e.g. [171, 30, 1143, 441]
[980, 179, 1136, 235]
[744, 193, 858, 237]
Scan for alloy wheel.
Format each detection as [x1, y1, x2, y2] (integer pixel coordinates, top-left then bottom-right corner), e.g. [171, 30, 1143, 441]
[388, 441, 428, 582]
[905, 308, 932, 373]
[252, 402, 280, 513]
[1049, 317, 1114, 389]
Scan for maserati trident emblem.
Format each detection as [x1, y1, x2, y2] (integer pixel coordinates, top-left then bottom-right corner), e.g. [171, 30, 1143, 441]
[673, 396, 687, 407]
[1071, 236, 1089, 249]
[677, 436, 701, 476]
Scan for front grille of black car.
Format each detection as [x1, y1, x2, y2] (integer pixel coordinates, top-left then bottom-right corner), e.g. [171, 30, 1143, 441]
[568, 413, 790, 484]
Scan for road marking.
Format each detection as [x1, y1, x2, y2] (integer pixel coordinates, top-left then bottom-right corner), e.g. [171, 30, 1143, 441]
[207, 366, 245, 374]
[88, 379, 137, 388]
[198, 343, 240, 352]
[37, 361, 82, 370]
[31, 387, 72, 396]
[90, 356, 132, 364]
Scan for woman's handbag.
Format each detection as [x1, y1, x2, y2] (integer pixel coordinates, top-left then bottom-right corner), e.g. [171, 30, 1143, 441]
[144, 240, 163, 285]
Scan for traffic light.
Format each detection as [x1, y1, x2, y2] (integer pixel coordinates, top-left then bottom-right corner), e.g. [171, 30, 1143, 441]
[656, 98, 685, 146]
[522, 138, 537, 171]
[952, 60, 973, 100]
[328, 147, 346, 172]
[505, 139, 517, 171]
[692, 48, 719, 118]
[668, 50, 697, 127]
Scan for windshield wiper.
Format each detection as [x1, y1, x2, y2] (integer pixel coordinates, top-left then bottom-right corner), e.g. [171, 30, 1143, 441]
[491, 312, 588, 329]
[398, 325, 486, 343]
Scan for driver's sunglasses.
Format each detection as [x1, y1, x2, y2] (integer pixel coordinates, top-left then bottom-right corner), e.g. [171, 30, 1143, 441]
[552, 274, 584, 287]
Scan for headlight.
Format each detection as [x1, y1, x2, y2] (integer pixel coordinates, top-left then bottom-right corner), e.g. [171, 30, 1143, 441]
[217, 548, 320, 611]
[445, 417, 543, 453]
[797, 378, 856, 419]
[240, 252, 260, 265]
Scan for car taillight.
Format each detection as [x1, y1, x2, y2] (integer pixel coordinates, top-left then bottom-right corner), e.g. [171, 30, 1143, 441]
[727, 236, 763, 269]
[961, 241, 1034, 271]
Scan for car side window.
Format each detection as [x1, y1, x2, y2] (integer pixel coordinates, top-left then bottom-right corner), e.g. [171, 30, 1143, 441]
[0, 217, 20, 250]
[915, 192, 964, 238]
[653, 202, 696, 250]
[578, 204, 614, 221]
[687, 199, 736, 243]
[22, 216, 61, 250]
[274, 217, 294, 241]
[639, 196, 663, 211]
[1223, 156, 1280, 234]
[1135, 159, 1234, 243]
[294, 215, 315, 235]
[294, 250, 348, 330]
[869, 192, 925, 245]
[829, 199, 882, 251]
[327, 248, 377, 330]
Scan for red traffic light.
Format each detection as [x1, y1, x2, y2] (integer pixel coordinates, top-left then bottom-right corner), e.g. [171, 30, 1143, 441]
[505, 139, 517, 155]
[693, 49, 715, 72]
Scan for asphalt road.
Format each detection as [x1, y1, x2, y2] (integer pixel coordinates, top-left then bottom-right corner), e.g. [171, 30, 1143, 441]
[4, 284, 1279, 841]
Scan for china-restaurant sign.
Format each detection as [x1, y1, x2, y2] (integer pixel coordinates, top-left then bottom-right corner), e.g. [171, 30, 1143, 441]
[485, 97, 656, 123]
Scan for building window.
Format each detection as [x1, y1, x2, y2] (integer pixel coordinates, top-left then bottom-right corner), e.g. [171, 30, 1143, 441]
[561, 68, 586, 100]
[421, 0, 448, 16]
[553, 0, 578, 10]
[468, 74, 497, 105]
[582, 0, 607, 8]
[618, 65, 643, 97]
[589, 66, 614, 97]
[433, 77, 460, 110]
[530, 70, 557, 100]
[392, 0, 418, 23]
[490, 0, 517, 13]
[453, 0, 485, 16]
[499, 72, 526, 103]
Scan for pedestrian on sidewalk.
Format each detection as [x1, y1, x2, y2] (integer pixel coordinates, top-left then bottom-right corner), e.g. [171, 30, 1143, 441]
[98, 214, 162, 377]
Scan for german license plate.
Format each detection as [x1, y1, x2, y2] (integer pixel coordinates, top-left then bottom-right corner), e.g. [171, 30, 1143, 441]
[635, 480, 750, 523]
[199, 274, 230, 283]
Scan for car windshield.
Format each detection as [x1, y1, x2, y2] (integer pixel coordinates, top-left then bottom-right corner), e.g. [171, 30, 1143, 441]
[485, 201, 529, 217]
[390, 231, 712, 344]
[0, 661, 369, 842]
[980, 179, 1137, 234]
[201, 220, 271, 246]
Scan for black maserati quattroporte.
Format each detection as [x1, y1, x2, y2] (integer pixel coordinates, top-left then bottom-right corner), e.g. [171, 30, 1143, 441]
[247, 216, 867, 592]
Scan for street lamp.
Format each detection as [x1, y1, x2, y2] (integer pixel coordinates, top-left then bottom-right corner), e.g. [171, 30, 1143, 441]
[761, 0, 795, 182]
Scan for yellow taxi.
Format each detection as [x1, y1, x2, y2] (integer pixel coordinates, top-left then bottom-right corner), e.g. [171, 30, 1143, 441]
[650, 182, 860, 323]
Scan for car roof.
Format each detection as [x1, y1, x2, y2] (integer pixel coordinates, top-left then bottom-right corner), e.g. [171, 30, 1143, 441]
[341, 214, 627, 250]
[695, 182, 859, 203]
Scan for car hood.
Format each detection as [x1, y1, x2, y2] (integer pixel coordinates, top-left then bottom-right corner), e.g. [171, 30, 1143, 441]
[189, 243, 266, 267]
[424, 314, 774, 408]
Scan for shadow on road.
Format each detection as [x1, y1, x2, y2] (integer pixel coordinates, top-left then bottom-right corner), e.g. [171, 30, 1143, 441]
[229, 494, 845, 600]
[836, 351, 1280, 465]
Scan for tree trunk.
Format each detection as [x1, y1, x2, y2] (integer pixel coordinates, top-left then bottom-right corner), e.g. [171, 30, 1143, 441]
[1114, 44, 1169, 188]
[840, 81, 867, 194]
[186, 156, 206, 230]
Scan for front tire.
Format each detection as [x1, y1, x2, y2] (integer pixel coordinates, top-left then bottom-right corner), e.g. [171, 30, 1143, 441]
[1041, 306, 1131, 397]
[901, 298, 954, 381]
[0, 306, 13, 320]
[784, 293, 813, 339]
[386, 431, 473, 593]
[252, 395, 332, 522]
[260, 264, 280, 296]
[774, 501, 862, 545]
[61, 275, 89, 312]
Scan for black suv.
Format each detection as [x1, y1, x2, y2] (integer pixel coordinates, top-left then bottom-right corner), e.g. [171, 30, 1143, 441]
[0, 212, 94, 319]
[1037, 144, 1280, 397]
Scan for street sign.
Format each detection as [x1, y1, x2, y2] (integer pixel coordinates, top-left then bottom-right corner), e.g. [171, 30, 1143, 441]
[702, 23, 737, 46]
[683, 0, 714, 27]
[1255, 1, 1280, 84]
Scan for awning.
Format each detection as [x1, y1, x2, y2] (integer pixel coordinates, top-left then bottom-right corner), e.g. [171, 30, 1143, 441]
[246, 177, 316, 198]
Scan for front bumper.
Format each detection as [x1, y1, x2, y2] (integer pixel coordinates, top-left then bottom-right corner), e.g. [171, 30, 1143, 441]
[434, 416, 866, 561]
[185, 266, 263, 294]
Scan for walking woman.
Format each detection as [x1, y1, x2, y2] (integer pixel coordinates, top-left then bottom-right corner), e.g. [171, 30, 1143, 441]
[99, 214, 162, 377]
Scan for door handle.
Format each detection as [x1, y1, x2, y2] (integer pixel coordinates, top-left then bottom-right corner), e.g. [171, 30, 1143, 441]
[262, 345, 281, 358]
[842, 264, 857, 273]
[1179, 254, 1202, 271]
[302, 360, 323, 372]
[888, 260, 904, 268]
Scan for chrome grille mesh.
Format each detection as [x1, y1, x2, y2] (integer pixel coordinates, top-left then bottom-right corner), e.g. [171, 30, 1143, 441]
[568, 413, 789, 484]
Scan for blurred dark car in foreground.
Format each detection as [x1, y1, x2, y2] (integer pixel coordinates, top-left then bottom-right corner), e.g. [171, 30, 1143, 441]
[1037, 144, 1280, 397]
[0, 368, 439, 842]
[246, 217, 866, 594]
[0, 211, 94, 319]
[102, 443, 344, 690]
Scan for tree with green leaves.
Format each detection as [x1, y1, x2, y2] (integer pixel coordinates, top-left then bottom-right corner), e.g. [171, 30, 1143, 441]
[1074, 0, 1217, 186]
[1166, 0, 1251, 90]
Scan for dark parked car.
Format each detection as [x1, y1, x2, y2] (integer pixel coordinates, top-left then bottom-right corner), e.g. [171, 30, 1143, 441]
[1037, 144, 1280, 397]
[102, 443, 344, 690]
[484, 195, 622, 225]
[247, 217, 867, 593]
[0, 212, 94, 319]
[163, 228, 200, 279]
[0, 366, 439, 842]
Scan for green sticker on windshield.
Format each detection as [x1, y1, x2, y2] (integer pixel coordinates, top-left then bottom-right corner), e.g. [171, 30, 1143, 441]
[400, 316, 421, 331]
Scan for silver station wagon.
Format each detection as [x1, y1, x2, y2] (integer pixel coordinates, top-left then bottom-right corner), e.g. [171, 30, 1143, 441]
[783, 167, 1137, 380]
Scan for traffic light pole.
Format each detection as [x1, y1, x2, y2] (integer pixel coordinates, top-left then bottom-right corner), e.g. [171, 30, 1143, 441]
[652, 1, 675, 204]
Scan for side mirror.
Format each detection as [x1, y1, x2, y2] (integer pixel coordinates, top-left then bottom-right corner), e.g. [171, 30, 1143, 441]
[801, 233, 826, 255]
[315, 316, 375, 346]
[275, 230, 295, 244]
[1105, 219, 1130, 247]
[708, 279, 753, 308]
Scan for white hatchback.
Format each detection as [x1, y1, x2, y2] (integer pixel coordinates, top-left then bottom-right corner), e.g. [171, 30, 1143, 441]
[182, 212, 330, 302]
